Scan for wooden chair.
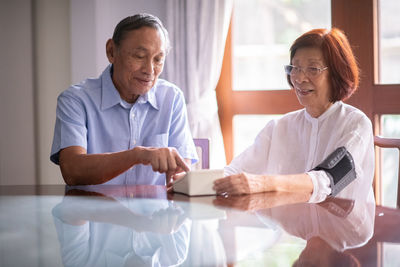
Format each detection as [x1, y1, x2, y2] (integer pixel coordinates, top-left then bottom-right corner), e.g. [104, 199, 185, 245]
[193, 138, 210, 169]
[374, 136, 400, 208]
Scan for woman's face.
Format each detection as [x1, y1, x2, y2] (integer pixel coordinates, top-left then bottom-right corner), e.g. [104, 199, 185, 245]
[290, 47, 332, 118]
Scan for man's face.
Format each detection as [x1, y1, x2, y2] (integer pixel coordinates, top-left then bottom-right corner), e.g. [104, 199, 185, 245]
[106, 26, 166, 103]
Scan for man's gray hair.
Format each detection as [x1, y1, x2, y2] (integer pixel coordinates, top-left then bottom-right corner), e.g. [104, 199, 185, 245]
[112, 13, 171, 53]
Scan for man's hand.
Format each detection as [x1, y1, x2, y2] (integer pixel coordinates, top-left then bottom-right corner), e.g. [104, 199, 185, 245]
[135, 146, 190, 184]
[213, 172, 269, 195]
[166, 171, 187, 189]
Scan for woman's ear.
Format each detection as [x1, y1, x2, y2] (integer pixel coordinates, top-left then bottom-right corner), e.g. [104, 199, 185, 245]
[106, 39, 115, 64]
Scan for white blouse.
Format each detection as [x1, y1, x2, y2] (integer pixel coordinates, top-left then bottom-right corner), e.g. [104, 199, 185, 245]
[225, 101, 375, 203]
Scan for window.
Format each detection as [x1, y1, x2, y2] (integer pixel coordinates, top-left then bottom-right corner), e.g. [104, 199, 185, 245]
[381, 115, 400, 208]
[218, 0, 331, 159]
[373, 0, 400, 208]
[233, 0, 331, 90]
[378, 0, 400, 84]
[233, 115, 282, 156]
[376, 0, 400, 208]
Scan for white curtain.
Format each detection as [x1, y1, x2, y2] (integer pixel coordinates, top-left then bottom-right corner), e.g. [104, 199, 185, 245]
[164, 0, 233, 168]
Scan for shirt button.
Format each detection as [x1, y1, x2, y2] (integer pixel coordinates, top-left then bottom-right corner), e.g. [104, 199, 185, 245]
[131, 113, 135, 119]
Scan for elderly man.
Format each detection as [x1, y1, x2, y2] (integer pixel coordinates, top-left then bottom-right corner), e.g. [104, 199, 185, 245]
[51, 14, 198, 186]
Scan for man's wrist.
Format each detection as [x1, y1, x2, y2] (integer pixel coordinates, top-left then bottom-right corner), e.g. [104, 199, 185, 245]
[131, 146, 146, 165]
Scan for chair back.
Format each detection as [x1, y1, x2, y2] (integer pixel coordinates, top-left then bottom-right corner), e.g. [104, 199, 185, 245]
[193, 138, 210, 169]
[374, 136, 400, 208]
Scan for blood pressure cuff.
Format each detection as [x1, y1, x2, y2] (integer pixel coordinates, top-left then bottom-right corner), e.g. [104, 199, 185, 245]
[312, 147, 356, 196]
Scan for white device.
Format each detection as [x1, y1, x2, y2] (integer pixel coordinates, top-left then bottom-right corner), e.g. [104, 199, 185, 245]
[172, 169, 224, 196]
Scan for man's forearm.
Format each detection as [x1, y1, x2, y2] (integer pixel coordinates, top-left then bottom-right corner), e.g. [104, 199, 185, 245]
[59, 146, 190, 185]
[59, 146, 143, 185]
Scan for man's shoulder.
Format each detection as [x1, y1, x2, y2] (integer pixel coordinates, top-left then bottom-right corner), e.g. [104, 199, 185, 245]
[60, 77, 101, 100]
[152, 79, 185, 102]
[154, 79, 182, 94]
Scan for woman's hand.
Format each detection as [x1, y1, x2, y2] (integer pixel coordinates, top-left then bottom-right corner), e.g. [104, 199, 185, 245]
[213, 172, 270, 195]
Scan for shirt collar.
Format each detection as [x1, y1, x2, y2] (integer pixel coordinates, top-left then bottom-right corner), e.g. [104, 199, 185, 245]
[101, 65, 122, 110]
[304, 101, 342, 122]
[101, 64, 159, 110]
[136, 85, 159, 110]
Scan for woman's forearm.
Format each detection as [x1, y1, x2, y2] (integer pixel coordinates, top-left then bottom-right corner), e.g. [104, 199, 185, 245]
[268, 173, 314, 193]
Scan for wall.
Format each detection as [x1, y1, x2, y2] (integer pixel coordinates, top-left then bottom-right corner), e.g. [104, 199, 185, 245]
[0, 0, 36, 185]
[34, 0, 71, 185]
[70, 0, 167, 84]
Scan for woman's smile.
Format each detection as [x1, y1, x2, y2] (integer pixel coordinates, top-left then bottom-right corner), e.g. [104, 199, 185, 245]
[295, 87, 315, 96]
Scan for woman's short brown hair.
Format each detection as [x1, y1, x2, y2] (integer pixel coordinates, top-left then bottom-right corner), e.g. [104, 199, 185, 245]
[287, 28, 360, 102]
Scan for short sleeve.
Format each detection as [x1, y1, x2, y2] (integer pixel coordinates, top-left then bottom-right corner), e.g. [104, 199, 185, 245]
[50, 90, 88, 164]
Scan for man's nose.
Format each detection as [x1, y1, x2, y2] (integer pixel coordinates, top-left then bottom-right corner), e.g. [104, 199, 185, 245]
[142, 59, 154, 75]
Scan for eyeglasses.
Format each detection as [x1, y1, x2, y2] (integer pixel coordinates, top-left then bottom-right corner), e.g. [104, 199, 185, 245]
[284, 65, 328, 78]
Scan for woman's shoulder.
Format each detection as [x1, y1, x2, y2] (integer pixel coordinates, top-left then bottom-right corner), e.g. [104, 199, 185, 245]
[259, 110, 302, 130]
[277, 108, 306, 124]
[339, 102, 371, 121]
[338, 102, 372, 129]
[256, 109, 306, 137]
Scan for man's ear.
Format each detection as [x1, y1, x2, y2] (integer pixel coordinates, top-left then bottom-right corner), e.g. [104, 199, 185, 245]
[106, 39, 116, 63]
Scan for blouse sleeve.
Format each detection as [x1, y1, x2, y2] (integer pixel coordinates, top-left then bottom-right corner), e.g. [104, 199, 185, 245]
[307, 170, 332, 203]
[308, 110, 374, 202]
[309, 110, 374, 202]
[334, 111, 375, 200]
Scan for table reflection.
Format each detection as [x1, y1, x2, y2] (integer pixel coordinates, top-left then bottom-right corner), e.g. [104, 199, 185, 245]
[214, 191, 375, 266]
[51, 185, 375, 266]
[53, 186, 190, 266]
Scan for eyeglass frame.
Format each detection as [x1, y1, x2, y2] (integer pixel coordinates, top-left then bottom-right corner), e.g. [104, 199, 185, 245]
[284, 64, 328, 78]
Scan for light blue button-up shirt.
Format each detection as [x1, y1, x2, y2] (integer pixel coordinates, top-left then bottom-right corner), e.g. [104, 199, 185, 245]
[51, 65, 198, 185]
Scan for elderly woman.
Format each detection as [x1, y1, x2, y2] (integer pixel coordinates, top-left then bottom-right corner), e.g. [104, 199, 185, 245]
[213, 28, 374, 202]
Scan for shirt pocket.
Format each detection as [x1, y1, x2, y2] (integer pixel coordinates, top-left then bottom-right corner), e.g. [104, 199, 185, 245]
[142, 133, 168, 147]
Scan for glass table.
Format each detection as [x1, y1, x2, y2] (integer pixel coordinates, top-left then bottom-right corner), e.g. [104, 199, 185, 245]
[0, 184, 397, 266]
